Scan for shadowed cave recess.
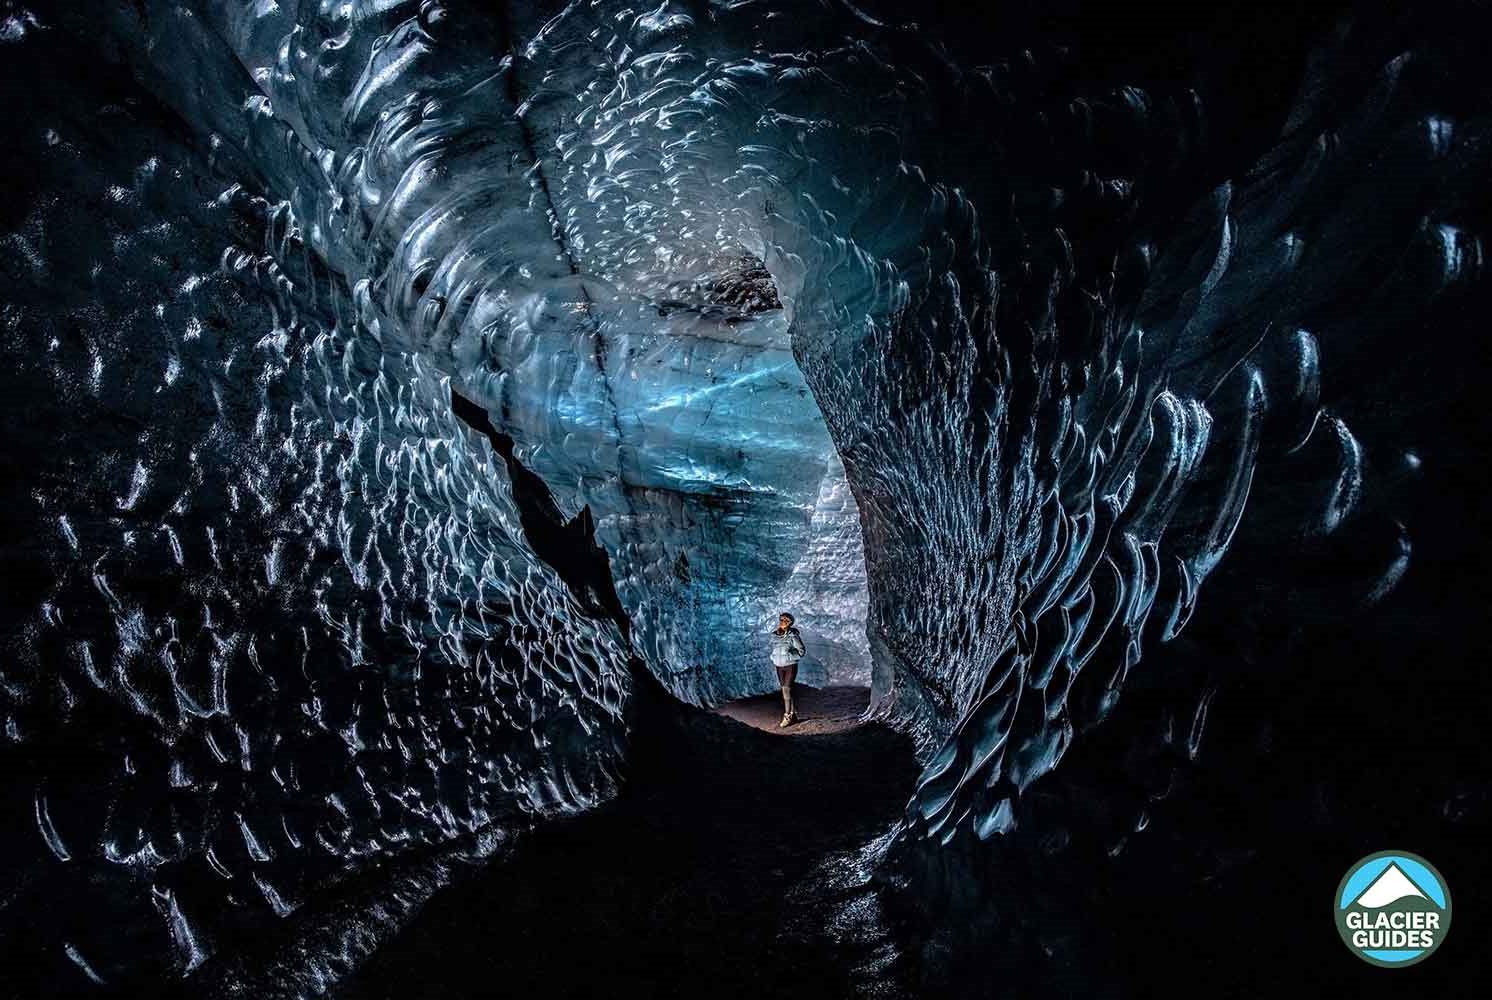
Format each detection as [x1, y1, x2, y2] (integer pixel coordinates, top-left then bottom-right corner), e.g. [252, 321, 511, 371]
[1, 1, 1490, 997]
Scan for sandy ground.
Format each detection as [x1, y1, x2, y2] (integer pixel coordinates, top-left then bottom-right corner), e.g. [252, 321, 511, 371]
[714, 684, 872, 735]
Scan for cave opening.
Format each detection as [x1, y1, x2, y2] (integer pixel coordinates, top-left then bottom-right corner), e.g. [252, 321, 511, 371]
[450, 245, 876, 713]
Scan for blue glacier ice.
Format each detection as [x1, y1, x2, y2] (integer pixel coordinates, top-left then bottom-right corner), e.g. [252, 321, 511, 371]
[0, 0, 1487, 993]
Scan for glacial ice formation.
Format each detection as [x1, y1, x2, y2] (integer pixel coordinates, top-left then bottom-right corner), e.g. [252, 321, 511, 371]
[0, 0, 1487, 991]
[210, 0, 875, 707]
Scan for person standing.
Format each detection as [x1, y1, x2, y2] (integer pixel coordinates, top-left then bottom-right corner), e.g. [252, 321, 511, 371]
[769, 612, 806, 727]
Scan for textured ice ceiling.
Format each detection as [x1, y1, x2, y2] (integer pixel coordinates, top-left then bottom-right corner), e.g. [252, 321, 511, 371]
[1, 0, 1486, 990]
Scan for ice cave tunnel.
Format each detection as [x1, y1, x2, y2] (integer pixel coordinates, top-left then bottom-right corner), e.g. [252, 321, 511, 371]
[1, 1, 1489, 997]
[444, 242, 875, 707]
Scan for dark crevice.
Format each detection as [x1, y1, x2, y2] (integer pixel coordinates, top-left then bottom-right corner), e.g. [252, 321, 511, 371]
[493, 6, 634, 507]
[450, 388, 630, 638]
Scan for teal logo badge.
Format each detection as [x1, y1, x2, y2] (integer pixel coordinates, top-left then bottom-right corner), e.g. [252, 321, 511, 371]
[1335, 851, 1451, 967]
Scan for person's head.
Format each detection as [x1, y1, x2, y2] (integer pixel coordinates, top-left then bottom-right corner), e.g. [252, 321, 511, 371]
[777, 612, 794, 630]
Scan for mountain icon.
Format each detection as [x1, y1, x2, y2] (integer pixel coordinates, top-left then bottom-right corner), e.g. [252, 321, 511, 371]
[1355, 862, 1432, 908]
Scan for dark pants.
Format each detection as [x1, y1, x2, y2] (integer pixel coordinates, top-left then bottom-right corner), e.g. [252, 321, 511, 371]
[775, 663, 797, 688]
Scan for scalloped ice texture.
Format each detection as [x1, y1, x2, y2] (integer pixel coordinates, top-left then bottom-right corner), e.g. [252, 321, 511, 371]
[2, 0, 1487, 990]
[186, 0, 1478, 848]
[210, 0, 878, 707]
[0, 5, 631, 988]
[0, 151, 633, 982]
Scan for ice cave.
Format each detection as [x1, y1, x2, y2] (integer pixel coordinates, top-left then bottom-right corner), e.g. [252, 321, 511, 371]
[0, 1, 1488, 997]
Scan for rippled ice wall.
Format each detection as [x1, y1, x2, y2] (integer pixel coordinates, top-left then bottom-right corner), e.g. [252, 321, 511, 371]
[2, 0, 1489, 990]
[0, 0, 881, 985]
[179, 0, 871, 707]
[0, 5, 637, 987]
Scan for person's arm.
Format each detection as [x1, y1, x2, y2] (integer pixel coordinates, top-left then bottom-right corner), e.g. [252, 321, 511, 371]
[790, 629, 805, 657]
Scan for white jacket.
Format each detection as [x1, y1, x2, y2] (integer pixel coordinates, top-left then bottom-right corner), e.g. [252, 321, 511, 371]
[769, 626, 805, 666]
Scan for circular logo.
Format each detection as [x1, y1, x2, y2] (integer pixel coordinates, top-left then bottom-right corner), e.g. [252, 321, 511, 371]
[1335, 851, 1451, 968]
